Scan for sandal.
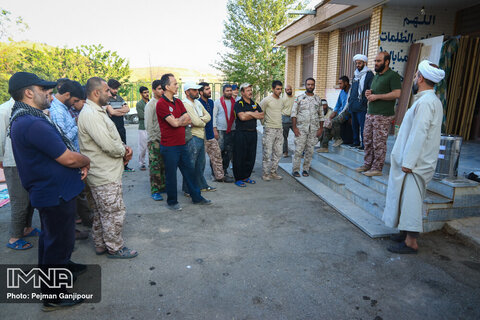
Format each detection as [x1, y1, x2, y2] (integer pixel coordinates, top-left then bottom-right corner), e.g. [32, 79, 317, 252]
[107, 246, 138, 259]
[6, 239, 33, 250]
[24, 228, 41, 237]
[293, 171, 300, 177]
[302, 171, 309, 177]
[235, 180, 246, 187]
[243, 178, 256, 184]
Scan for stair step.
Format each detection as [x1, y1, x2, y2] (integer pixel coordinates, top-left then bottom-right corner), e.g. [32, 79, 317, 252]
[278, 162, 397, 238]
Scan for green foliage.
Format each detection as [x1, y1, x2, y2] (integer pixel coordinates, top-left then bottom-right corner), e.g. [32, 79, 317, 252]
[0, 8, 29, 41]
[215, 0, 306, 97]
[0, 42, 131, 101]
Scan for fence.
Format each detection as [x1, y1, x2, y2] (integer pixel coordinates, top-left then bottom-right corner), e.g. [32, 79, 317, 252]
[122, 82, 228, 108]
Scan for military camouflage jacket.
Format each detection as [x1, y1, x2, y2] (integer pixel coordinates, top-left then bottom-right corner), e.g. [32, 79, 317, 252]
[290, 93, 322, 130]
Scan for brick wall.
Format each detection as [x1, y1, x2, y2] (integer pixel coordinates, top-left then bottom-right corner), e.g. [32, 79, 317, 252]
[367, 6, 382, 69]
[284, 46, 296, 89]
[313, 32, 329, 96]
[379, 5, 455, 76]
[294, 45, 303, 89]
[326, 30, 341, 92]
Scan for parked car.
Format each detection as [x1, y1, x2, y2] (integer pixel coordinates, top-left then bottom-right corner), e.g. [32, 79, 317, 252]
[124, 107, 139, 124]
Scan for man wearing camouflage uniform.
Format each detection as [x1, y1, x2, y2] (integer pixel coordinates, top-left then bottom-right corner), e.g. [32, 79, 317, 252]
[144, 80, 166, 201]
[78, 77, 138, 259]
[291, 78, 323, 177]
[260, 80, 284, 181]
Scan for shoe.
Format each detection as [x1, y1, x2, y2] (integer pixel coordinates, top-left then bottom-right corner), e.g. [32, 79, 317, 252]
[42, 298, 84, 312]
[262, 174, 271, 181]
[167, 203, 182, 211]
[333, 138, 343, 147]
[124, 166, 135, 172]
[201, 186, 217, 192]
[151, 193, 163, 201]
[355, 165, 370, 173]
[193, 198, 212, 205]
[67, 260, 87, 277]
[363, 170, 383, 177]
[107, 246, 138, 259]
[390, 232, 407, 242]
[283, 152, 289, 158]
[387, 242, 418, 254]
[75, 229, 89, 240]
[316, 148, 329, 153]
[184, 192, 190, 198]
[216, 176, 234, 183]
[140, 165, 147, 171]
[270, 172, 283, 180]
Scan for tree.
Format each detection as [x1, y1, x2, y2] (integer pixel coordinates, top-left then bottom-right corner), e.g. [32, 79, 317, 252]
[215, 0, 306, 97]
[0, 42, 131, 101]
[0, 8, 28, 41]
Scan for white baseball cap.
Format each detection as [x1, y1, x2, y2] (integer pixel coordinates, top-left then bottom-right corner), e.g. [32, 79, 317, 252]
[184, 83, 202, 91]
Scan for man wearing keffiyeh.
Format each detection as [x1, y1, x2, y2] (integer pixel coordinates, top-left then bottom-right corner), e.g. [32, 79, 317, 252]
[8, 72, 90, 311]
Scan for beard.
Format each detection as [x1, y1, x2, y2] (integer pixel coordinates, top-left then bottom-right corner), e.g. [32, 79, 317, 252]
[34, 94, 50, 110]
[305, 87, 314, 94]
[99, 95, 110, 106]
[188, 92, 199, 100]
[412, 79, 419, 95]
[375, 62, 386, 73]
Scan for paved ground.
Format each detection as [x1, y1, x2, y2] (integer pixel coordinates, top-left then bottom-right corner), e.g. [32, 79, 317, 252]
[0, 125, 479, 320]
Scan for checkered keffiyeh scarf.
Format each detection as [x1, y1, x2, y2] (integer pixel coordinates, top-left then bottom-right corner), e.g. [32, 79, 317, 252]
[8, 101, 77, 151]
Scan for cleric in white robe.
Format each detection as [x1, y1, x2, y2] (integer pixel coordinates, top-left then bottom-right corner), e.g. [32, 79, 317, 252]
[382, 60, 445, 254]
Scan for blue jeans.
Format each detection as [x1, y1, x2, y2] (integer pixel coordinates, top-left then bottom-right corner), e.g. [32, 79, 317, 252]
[351, 111, 366, 147]
[182, 136, 208, 193]
[160, 144, 203, 205]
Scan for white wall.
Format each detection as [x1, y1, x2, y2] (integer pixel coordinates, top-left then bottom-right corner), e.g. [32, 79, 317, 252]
[379, 5, 456, 77]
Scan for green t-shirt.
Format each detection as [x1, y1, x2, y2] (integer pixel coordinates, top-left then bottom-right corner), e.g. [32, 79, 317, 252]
[367, 68, 402, 116]
[136, 99, 147, 130]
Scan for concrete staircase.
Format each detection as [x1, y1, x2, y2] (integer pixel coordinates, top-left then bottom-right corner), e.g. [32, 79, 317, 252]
[279, 140, 480, 238]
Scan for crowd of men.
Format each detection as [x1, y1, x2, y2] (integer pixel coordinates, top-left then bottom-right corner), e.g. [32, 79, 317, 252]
[0, 50, 446, 310]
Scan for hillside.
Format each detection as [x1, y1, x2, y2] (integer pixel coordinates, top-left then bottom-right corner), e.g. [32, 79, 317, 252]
[130, 66, 224, 84]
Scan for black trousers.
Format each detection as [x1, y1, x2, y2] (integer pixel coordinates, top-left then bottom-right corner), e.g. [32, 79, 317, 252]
[233, 130, 257, 181]
[38, 198, 76, 266]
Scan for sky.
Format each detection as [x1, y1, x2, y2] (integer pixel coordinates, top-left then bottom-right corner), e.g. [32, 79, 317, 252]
[2, 0, 229, 72]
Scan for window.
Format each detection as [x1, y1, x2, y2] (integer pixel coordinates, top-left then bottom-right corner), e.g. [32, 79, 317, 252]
[302, 42, 314, 85]
[339, 20, 370, 78]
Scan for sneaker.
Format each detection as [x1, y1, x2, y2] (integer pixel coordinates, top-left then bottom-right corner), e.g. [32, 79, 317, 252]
[201, 186, 217, 192]
[355, 165, 370, 173]
[316, 147, 329, 153]
[193, 198, 212, 205]
[363, 170, 383, 177]
[270, 172, 283, 180]
[167, 203, 182, 211]
[333, 138, 343, 147]
[140, 165, 147, 171]
[151, 193, 163, 201]
[107, 246, 138, 259]
[262, 174, 271, 181]
[124, 166, 135, 172]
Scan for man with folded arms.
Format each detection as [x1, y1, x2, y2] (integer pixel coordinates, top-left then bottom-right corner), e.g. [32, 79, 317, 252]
[9, 72, 90, 310]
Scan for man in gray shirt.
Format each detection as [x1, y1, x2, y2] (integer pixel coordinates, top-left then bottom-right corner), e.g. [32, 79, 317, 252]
[213, 84, 236, 177]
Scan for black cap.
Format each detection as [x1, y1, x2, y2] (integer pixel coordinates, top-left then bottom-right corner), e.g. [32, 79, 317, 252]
[8, 72, 57, 94]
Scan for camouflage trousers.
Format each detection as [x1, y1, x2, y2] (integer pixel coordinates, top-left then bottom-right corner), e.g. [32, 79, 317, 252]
[320, 112, 348, 148]
[88, 182, 125, 253]
[293, 126, 318, 172]
[363, 114, 393, 171]
[205, 138, 224, 180]
[262, 127, 283, 175]
[148, 140, 166, 194]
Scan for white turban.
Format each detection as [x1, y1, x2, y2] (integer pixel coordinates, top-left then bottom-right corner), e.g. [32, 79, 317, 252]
[418, 60, 445, 83]
[353, 54, 368, 63]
